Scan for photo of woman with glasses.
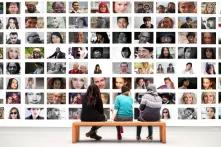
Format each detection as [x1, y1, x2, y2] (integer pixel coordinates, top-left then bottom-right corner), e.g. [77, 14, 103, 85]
[8, 107, 20, 119]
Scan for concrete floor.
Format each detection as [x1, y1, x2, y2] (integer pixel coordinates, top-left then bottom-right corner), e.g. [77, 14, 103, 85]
[0, 127, 220, 147]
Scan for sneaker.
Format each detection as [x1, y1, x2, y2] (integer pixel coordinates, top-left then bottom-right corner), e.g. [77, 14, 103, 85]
[136, 136, 141, 141]
[90, 133, 102, 141]
[146, 136, 153, 142]
[85, 130, 94, 137]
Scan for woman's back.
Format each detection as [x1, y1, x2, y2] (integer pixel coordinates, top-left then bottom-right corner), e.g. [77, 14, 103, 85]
[114, 94, 133, 117]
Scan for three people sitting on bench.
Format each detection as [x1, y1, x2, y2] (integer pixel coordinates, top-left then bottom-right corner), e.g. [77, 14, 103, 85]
[81, 84, 162, 141]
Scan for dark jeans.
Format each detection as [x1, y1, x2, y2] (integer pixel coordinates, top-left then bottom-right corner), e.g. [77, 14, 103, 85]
[114, 116, 133, 134]
[136, 117, 153, 137]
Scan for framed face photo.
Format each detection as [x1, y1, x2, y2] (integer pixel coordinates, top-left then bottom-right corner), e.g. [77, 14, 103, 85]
[90, 62, 111, 74]
[6, 77, 20, 90]
[156, 62, 175, 74]
[69, 17, 88, 29]
[47, 17, 66, 29]
[156, 17, 175, 28]
[0, 63, 3, 75]
[177, 61, 196, 75]
[178, 32, 197, 44]
[158, 93, 175, 104]
[91, 32, 110, 44]
[134, 62, 154, 74]
[134, 47, 153, 59]
[201, 77, 216, 90]
[0, 32, 3, 44]
[47, 62, 66, 74]
[134, 1, 153, 13]
[134, 17, 154, 29]
[69, 93, 85, 104]
[135, 77, 153, 89]
[47, 1, 66, 13]
[25, 17, 44, 29]
[201, 17, 216, 29]
[47, 32, 66, 44]
[25, 32, 44, 44]
[25, 108, 44, 120]
[112, 62, 132, 74]
[156, 77, 175, 89]
[25, 77, 44, 89]
[6, 17, 21, 29]
[91, 77, 110, 89]
[201, 107, 216, 119]
[69, 108, 81, 120]
[178, 108, 197, 120]
[134, 32, 153, 44]
[6, 92, 21, 104]
[47, 108, 66, 120]
[6, 62, 21, 75]
[69, 1, 88, 13]
[201, 2, 216, 14]
[113, 1, 131, 13]
[6, 2, 20, 14]
[201, 92, 216, 104]
[47, 77, 66, 89]
[46, 47, 66, 59]
[91, 1, 110, 13]
[69, 77, 88, 89]
[47, 93, 66, 104]
[25, 1, 44, 13]
[6, 32, 21, 44]
[112, 77, 132, 89]
[111, 46, 131, 59]
[25, 92, 44, 104]
[91, 47, 110, 59]
[6, 47, 21, 59]
[25, 62, 44, 74]
[178, 47, 197, 59]
[156, 32, 175, 44]
[68, 47, 88, 59]
[0, 77, 3, 89]
[113, 32, 132, 44]
[201, 62, 216, 75]
[178, 77, 197, 89]
[113, 17, 131, 29]
[25, 47, 44, 59]
[156, 47, 175, 59]
[69, 32, 88, 44]
[178, 17, 197, 29]
[201, 32, 216, 44]
[91, 17, 110, 29]
[156, 1, 176, 13]
[178, 92, 197, 104]
[69, 62, 88, 74]
[178, 1, 197, 13]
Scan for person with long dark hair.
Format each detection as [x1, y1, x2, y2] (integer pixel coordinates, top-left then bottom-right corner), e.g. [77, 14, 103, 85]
[81, 84, 105, 140]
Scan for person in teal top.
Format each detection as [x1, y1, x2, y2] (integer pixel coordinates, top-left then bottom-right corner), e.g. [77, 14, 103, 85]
[112, 86, 133, 140]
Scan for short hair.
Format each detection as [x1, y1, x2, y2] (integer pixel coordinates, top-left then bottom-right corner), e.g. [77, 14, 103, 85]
[186, 17, 192, 21]
[186, 62, 192, 67]
[186, 32, 195, 38]
[143, 17, 151, 22]
[52, 2, 64, 9]
[184, 108, 194, 113]
[117, 17, 129, 23]
[72, 1, 79, 6]
[25, 17, 37, 22]
[120, 62, 128, 67]
[9, 32, 18, 36]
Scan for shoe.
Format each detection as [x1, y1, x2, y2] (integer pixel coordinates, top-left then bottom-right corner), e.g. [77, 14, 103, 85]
[90, 132, 102, 141]
[85, 130, 94, 137]
[136, 136, 141, 140]
[146, 136, 153, 142]
[117, 133, 122, 140]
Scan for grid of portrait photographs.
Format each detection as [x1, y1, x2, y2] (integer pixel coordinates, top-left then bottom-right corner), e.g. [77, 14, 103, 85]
[1, 0, 221, 125]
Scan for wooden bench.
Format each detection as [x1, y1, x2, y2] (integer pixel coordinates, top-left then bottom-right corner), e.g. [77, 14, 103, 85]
[72, 121, 166, 143]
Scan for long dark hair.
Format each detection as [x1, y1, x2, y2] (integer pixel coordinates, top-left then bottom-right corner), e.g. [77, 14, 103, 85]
[85, 84, 101, 106]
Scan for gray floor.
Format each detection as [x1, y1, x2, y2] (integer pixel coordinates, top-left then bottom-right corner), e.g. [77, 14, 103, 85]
[0, 127, 220, 147]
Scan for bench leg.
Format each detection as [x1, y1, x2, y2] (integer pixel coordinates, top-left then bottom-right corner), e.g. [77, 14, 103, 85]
[160, 125, 166, 143]
[72, 125, 80, 143]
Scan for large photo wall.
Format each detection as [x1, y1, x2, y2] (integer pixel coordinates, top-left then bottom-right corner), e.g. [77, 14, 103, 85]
[0, 0, 221, 126]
